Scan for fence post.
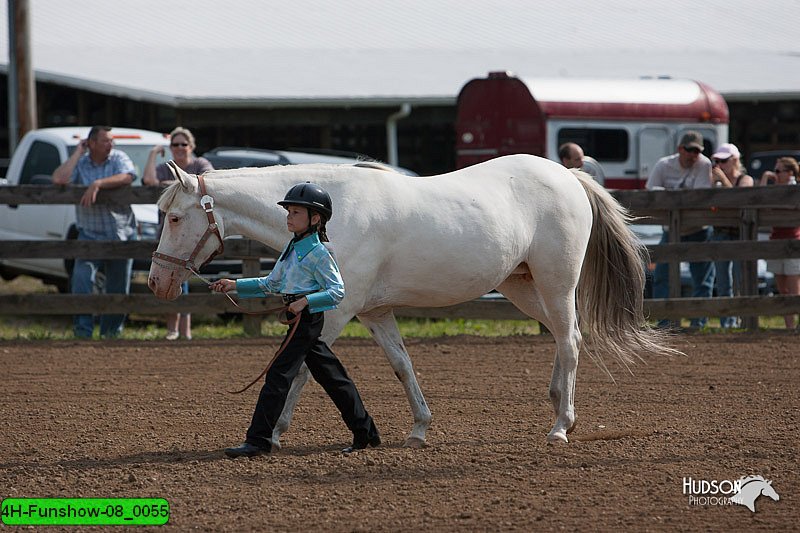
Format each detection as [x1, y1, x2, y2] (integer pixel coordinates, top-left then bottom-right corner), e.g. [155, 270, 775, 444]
[740, 208, 760, 330]
[666, 209, 682, 327]
[241, 258, 262, 336]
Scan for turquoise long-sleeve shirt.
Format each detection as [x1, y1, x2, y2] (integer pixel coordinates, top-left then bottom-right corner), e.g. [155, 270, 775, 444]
[235, 233, 344, 313]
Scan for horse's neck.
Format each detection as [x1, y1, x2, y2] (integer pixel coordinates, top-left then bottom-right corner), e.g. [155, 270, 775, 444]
[744, 481, 763, 492]
[210, 176, 290, 250]
[738, 481, 762, 499]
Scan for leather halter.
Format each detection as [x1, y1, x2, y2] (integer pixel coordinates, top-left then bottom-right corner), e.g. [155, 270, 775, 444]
[152, 174, 225, 272]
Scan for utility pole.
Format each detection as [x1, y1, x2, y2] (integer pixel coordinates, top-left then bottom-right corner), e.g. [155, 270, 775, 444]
[7, 0, 37, 154]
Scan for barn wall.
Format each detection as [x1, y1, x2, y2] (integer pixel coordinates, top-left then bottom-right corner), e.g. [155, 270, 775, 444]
[0, 75, 797, 177]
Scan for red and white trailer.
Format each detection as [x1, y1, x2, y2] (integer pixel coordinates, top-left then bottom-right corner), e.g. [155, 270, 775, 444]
[455, 71, 729, 189]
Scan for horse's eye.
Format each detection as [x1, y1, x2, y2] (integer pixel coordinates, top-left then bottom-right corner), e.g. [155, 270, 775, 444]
[168, 214, 180, 223]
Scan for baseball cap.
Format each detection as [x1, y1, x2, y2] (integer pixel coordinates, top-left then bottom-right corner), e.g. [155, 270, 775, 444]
[679, 131, 704, 151]
[711, 143, 741, 160]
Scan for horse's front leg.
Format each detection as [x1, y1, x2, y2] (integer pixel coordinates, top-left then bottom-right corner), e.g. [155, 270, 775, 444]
[548, 351, 563, 418]
[358, 308, 431, 448]
[271, 309, 353, 449]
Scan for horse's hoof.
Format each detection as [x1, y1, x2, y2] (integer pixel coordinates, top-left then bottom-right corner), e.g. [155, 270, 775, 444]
[270, 441, 282, 452]
[403, 437, 426, 449]
[546, 429, 569, 444]
[567, 417, 578, 435]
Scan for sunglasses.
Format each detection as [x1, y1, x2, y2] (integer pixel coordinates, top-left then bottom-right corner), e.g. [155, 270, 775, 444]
[774, 168, 787, 173]
[713, 158, 730, 164]
[170, 142, 189, 147]
[683, 146, 702, 154]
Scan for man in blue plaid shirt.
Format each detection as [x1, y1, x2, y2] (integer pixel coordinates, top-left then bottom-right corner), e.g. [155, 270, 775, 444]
[53, 126, 137, 338]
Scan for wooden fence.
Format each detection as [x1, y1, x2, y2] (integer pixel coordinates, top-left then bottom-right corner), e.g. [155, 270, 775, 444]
[1, 184, 800, 334]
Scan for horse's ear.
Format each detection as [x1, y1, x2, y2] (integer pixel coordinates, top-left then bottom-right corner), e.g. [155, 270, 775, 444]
[166, 160, 193, 189]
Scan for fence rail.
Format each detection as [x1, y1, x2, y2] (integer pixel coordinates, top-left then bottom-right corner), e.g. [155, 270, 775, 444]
[2, 184, 800, 333]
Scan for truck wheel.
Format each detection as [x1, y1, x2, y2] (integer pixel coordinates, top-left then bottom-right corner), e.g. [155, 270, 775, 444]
[0, 266, 18, 281]
[60, 226, 82, 293]
[56, 277, 70, 293]
[64, 226, 79, 281]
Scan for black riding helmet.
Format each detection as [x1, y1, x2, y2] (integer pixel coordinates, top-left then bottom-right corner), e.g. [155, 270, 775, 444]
[277, 182, 333, 221]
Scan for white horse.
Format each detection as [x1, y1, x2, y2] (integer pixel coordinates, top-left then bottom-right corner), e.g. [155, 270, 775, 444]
[148, 154, 674, 446]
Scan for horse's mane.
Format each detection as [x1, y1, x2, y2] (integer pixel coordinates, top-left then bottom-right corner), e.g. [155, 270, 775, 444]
[154, 162, 390, 212]
[353, 161, 399, 173]
[739, 475, 768, 485]
[205, 161, 401, 179]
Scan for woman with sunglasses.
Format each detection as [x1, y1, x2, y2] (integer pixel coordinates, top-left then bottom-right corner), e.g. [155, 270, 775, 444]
[710, 143, 753, 328]
[765, 157, 800, 329]
[144, 127, 214, 340]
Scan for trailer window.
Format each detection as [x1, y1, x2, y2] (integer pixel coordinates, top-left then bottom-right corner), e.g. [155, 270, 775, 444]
[557, 128, 629, 162]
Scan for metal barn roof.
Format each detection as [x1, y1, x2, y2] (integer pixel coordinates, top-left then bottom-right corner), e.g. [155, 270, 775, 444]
[1, 0, 799, 107]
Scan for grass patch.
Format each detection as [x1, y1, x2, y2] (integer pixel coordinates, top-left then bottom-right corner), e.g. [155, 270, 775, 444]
[0, 315, 544, 340]
[0, 314, 794, 341]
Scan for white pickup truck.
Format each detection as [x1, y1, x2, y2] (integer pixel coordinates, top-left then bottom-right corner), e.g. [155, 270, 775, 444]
[0, 127, 169, 291]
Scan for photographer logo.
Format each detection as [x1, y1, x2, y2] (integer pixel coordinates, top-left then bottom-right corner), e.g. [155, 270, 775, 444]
[683, 475, 780, 512]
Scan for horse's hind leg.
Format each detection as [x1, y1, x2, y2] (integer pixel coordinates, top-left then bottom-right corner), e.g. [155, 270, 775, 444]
[358, 308, 431, 448]
[497, 272, 581, 444]
[496, 278, 562, 418]
[271, 309, 354, 450]
[270, 364, 310, 450]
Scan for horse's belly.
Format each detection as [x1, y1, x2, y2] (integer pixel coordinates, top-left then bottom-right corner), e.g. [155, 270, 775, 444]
[385, 288, 491, 309]
[372, 263, 511, 308]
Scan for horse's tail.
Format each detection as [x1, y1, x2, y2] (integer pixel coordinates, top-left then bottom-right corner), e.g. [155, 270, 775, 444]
[571, 170, 683, 375]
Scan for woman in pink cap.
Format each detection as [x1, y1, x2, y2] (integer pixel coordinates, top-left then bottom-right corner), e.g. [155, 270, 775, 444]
[710, 143, 753, 328]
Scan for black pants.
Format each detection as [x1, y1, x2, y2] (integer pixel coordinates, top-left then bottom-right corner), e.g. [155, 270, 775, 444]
[245, 308, 378, 449]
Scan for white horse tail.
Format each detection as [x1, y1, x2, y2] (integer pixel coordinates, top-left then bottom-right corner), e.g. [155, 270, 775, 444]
[571, 170, 682, 374]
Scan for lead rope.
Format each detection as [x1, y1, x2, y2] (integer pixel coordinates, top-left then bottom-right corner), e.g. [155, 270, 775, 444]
[186, 265, 302, 395]
[227, 313, 301, 395]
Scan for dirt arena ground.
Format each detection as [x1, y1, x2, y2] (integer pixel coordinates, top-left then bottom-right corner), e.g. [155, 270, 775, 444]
[1, 333, 797, 531]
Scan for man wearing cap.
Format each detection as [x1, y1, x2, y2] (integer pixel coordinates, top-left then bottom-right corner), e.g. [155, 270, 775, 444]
[646, 131, 715, 328]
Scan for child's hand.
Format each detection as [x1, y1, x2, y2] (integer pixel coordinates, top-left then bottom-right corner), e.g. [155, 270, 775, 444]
[209, 279, 235, 293]
[288, 297, 308, 314]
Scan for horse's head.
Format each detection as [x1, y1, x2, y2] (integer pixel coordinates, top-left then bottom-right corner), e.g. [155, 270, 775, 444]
[732, 475, 780, 512]
[761, 479, 780, 502]
[148, 162, 226, 300]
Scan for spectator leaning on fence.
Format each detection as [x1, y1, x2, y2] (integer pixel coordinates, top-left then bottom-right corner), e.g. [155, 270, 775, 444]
[710, 143, 754, 328]
[766, 157, 800, 330]
[645, 131, 715, 329]
[51, 126, 137, 339]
